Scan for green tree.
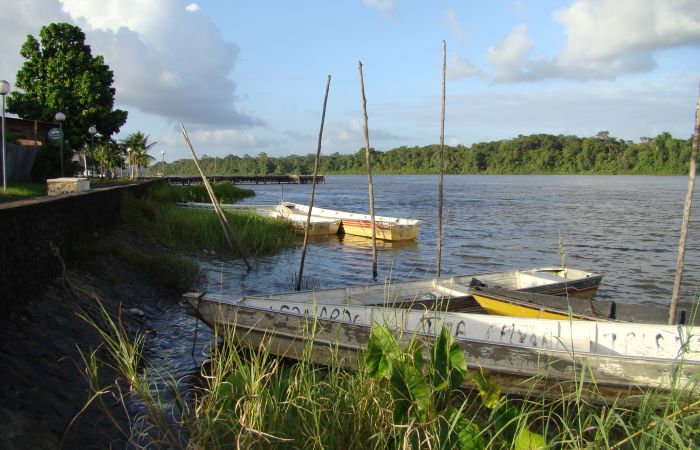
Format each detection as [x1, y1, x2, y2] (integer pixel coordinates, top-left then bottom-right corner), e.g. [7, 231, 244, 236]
[8, 23, 127, 177]
[121, 131, 156, 176]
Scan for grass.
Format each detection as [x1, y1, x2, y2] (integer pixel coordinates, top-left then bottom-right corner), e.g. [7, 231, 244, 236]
[147, 181, 256, 204]
[73, 239, 201, 292]
[79, 304, 700, 450]
[121, 182, 294, 256]
[0, 181, 46, 202]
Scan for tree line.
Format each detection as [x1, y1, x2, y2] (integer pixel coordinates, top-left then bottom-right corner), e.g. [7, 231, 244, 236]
[158, 131, 693, 176]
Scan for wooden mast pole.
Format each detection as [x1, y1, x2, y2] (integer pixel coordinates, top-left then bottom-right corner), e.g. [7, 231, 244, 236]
[669, 84, 699, 324]
[180, 123, 252, 272]
[437, 40, 447, 277]
[297, 75, 331, 291]
[358, 61, 378, 279]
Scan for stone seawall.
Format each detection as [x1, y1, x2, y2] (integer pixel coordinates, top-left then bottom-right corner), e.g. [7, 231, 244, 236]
[0, 181, 159, 314]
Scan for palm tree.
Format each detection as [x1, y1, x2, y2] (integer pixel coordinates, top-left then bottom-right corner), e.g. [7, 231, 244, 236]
[93, 138, 124, 178]
[120, 131, 157, 178]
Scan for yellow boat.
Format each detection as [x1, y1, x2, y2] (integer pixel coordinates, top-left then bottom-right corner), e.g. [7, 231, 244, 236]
[471, 284, 615, 320]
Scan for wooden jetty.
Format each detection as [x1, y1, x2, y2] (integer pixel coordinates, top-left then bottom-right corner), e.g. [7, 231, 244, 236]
[167, 175, 324, 185]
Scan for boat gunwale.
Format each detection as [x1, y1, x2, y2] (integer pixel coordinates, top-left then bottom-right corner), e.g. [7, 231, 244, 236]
[187, 294, 697, 364]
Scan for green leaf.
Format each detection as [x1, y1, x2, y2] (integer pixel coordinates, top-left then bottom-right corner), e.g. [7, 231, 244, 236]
[493, 399, 519, 442]
[390, 360, 431, 424]
[365, 325, 401, 379]
[430, 327, 467, 391]
[471, 369, 501, 409]
[441, 407, 486, 450]
[514, 428, 548, 450]
[407, 337, 425, 374]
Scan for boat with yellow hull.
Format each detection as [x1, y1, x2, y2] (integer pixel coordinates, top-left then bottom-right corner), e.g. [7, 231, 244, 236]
[280, 201, 421, 241]
[470, 285, 697, 324]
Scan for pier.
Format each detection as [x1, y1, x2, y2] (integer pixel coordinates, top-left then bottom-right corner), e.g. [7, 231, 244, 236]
[167, 174, 325, 185]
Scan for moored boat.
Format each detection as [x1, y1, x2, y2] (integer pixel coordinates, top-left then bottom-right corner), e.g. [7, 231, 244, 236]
[280, 201, 421, 241]
[183, 291, 700, 402]
[177, 202, 341, 236]
[241, 267, 602, 311]
[471, 285, 700, 324]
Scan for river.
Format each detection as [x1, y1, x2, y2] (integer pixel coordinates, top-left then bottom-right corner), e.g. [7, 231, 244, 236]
[201, 174, 700, 305]
[137, 174, 699, 435]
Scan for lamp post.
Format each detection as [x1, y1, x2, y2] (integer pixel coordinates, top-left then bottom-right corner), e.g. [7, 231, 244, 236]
[54, 112, 66, 177]
[161, 150, 165, 177]
[88, 125, 97, 178]
[127, 147, 132, 180]
[0, 80, 10, 191]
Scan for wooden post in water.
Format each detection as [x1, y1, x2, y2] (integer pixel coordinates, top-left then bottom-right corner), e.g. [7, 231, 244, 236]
[180, 123, 252, 272]
[297, 75, 331, 291]
[669, 85, 699, 324]
[437, 40, 447, 277]
[358, 61, 378, 279]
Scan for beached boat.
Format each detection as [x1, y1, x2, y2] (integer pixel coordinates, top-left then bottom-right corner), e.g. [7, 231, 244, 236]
[280, 201, 421, 241]
[470, 285, 699, 324]
[242, 267, 602, 311]
[183, 291, 699, 401]
[177, 202, 341, 236]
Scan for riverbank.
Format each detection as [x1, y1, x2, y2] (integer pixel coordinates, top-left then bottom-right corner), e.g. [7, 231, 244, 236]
[0, 223, 190, 449]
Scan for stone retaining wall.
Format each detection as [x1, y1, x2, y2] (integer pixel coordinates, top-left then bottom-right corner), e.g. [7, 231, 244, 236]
[0, 180, 159, 314]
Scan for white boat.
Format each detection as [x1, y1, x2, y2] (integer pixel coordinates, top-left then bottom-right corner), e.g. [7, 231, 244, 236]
[280, 201, 421, 241]
[183, 290, 699, 401]
[243, 267, 602, 311]
[177, 202, 341, 236]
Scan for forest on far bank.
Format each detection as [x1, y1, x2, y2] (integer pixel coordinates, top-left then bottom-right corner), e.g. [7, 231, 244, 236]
[156, 131, 693, 176]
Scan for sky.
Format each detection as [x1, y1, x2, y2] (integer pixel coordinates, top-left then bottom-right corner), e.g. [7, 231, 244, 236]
[0, 0, 699, 162]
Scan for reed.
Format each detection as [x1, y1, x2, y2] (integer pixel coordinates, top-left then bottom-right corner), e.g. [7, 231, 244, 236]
[80, 303, 700, 449]
[120, 191, 294, 256]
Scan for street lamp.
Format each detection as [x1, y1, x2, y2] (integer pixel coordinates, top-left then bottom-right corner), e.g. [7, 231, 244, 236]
[0, 80, 10, 191]
[127, 147, 132, 180]
[161, 150, 165, 177]
[88, 125, 97, 178]
[54, 112, 66, 177]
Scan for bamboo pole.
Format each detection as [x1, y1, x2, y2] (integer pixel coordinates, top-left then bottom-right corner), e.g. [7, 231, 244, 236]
[437, 40, 447, 277]
[668, 85, 699, 324]
[358, 61, 378, 279]
[180, 123, 252, 272]
[297, 75, 331, 291]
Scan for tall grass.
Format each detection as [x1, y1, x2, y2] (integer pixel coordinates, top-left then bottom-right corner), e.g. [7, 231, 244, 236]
[148, 181, 255, 204]
[121, 183, 294, 256]
[81, 306, 700, 449]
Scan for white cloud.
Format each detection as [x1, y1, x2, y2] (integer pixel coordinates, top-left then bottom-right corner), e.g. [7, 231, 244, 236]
[185, 3, 199, 12]
[486, 24, 545, 82]
[444, 75, 697, 143]
[447, 52, 481, 80]
[0, 0, 69, 79]
[362, 0, 396, 17]
[3, 0, 259, 128]
[442, 8, 467, 43]
[487, 0, 700, 82]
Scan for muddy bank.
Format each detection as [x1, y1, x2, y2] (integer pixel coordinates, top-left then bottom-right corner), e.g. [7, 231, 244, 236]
[0, 224, 195, 449]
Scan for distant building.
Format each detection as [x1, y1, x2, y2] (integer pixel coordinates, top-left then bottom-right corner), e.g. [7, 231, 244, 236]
[1, 117, 56, 180]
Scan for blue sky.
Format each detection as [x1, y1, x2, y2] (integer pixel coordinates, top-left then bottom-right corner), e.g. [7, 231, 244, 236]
[1, 0, 699, 162]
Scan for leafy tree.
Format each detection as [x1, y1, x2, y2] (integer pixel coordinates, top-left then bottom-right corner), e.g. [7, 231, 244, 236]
[8, 22, 127, 177]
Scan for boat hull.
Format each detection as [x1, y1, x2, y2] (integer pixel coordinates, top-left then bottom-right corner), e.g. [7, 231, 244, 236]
[185, 293, 700, 403]
[280, 201, 422, 241]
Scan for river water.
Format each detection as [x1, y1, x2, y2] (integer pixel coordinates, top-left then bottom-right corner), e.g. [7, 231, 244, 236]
[200, 175, 700, 305]
[142, 175, 700, 417]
